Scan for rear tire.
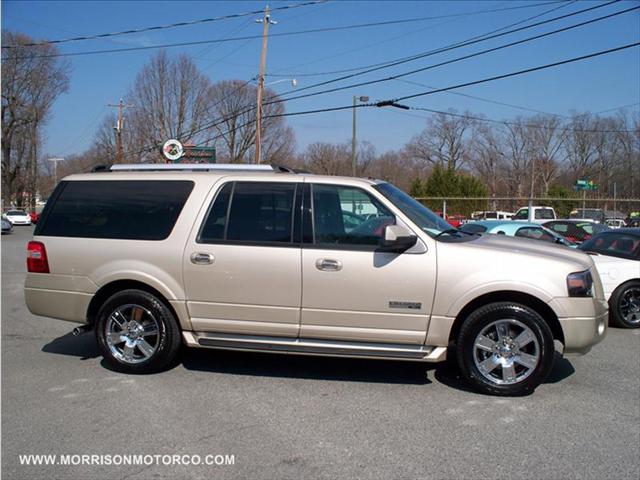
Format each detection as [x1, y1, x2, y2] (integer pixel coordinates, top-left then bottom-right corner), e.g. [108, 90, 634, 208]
[456, 302, 555, 396]
[609, 280, 640, 329]
[95, 289, 181, 374]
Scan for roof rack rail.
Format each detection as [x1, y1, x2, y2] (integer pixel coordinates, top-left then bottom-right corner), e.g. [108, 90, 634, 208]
[108, 163, 275, 172]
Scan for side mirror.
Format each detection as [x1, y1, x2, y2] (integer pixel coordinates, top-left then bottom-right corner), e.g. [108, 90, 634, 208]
[380, 224, 417, 252]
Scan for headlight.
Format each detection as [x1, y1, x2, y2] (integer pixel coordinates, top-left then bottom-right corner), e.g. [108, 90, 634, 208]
[567, 270, 594, 297]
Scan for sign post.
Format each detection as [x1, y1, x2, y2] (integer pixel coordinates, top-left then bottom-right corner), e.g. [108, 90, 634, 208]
[574, 179, 598, 218]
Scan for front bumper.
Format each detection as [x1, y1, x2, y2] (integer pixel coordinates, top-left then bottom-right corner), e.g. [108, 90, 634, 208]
[548, 297, 608, 355]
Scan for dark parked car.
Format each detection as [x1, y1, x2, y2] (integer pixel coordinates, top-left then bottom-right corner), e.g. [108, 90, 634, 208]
[543, 220, 609, 244]
[1, 217, 13, 234]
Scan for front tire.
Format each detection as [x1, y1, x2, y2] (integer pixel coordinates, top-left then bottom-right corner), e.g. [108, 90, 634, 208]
[609, 280, 640, 329]
[456, 302, 555, 396]
[95, 289, 181, 373]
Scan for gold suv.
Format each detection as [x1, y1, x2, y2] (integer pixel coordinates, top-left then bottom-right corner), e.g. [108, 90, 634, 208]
[25, 164, 608, 395]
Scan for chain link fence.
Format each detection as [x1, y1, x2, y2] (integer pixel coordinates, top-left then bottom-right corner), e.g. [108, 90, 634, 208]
[414, 196, 640, 220]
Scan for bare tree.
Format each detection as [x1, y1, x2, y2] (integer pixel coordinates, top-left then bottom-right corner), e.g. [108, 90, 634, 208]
[406, 110, 474, 171]
[2, 31, 70, 209]
[612, 111, 640, 198]
[103, 51, 216, 162]
[363, 149, 419, 191]
[302, 142, 351, 175]
[526, 115, 565, 196]
[207, 80, 294, 164]
[564, 113, 601, 183]
[471, 121, 506, 199]
[500, 120, 533, 198]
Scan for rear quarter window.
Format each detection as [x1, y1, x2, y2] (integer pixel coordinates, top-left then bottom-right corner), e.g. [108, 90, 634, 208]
[36, 180, 194, 240]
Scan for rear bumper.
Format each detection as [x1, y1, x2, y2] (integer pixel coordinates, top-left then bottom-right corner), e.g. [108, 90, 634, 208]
[24, 288, 91, 324]
[549, 297, 608, 355]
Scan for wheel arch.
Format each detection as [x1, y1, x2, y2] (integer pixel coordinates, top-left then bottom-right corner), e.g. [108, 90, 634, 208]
[86, 280, 185, 330]
[447, 290, 565, 347]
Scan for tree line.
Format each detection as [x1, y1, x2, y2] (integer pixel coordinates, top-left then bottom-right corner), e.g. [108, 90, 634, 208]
[2, 31, 639, 214]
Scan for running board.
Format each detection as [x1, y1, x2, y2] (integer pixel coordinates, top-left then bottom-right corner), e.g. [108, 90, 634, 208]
[183, 331, 447, 362]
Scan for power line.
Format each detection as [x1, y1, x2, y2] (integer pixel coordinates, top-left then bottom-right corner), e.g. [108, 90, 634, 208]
[394, 78, 570, 118]
[1, 0, 329, 48]
[266, 0, 624, 102]
[176, 1, 632, 142]
[121, 41, 640, 159]
[1, 1, 573, 59]
[260, 4, 639, 108]
[399, 106, 635, 133]
[595, 102, 640, 114]
[393, 42, 640, 103]
[268, 0, 576, 77]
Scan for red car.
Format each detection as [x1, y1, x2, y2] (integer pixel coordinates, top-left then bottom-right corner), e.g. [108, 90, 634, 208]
[435, 211, 466, 229]
[29, 212, 39, 224]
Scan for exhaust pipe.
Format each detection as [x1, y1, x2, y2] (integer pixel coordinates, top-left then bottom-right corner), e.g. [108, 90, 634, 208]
[72, 326, 90, 336]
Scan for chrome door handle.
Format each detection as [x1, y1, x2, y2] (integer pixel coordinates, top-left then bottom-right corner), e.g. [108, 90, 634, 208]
[190, 252, 215, 265]
[316, 258, 342, 271]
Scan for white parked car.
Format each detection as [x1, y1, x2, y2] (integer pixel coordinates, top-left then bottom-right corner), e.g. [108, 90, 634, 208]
[513, 206, 557, 224]
[604, 218, 626, 229]
[579, 229, 640, 328]
[4, 209, 31, 225]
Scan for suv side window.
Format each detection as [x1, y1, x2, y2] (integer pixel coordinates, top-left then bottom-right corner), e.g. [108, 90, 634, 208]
[310, 184, 394, 249]
[36, 180, 194, 240]
[199, 183, 233, 242]
[199, 182, 297, 245]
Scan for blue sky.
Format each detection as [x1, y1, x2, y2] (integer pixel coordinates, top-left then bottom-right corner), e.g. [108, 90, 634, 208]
[2, 0, 639, 159]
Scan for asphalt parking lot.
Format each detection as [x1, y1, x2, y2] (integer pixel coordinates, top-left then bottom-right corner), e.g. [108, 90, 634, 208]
[1, 225, 639, 480]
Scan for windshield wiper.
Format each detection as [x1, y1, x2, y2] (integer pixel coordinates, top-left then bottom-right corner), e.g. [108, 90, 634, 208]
[434, 228, 460, 239]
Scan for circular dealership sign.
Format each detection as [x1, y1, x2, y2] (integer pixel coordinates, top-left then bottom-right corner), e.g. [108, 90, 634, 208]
[162, 139, 184, 161]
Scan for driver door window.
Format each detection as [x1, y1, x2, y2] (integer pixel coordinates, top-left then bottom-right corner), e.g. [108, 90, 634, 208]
[311, 184, 394, 249]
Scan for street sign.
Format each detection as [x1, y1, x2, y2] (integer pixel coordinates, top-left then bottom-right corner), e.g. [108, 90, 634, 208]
[574, 179, 598, 191]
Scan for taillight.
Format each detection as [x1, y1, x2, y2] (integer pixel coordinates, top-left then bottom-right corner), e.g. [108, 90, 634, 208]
[27, 241, 50, 273]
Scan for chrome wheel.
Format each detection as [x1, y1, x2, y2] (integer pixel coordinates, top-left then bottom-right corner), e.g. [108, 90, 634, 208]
[619, 287, 640, 325]
[105, 304, 160, 364]
[473, 319, 540, 385]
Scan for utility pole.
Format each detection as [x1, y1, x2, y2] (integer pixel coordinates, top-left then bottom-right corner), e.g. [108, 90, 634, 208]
[254, 5, 277, 164]
[107, 98, 131, 163]
[48, 158, 65, 187]
[352, 96, 357, 177]
[351, 95, 369, 176]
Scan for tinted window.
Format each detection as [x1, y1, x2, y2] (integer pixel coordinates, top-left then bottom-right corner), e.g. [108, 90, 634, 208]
[199, 183, 233, 242]
[514, 209, 528, 220]
[37, 180, 193, 240]
[312, 184, 394, 247]
[515, 227, 555, 242]
[535, 209, 555, 220]
[580, 233, 640, 260]
[227, 182, 295, 243]
[460, 223, 487, 234]
[373, 183, 451, 235]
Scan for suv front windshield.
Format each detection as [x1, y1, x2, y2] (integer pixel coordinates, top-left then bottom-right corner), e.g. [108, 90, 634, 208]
[373, 183, 454, 237]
